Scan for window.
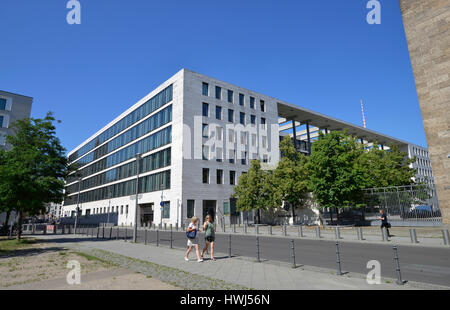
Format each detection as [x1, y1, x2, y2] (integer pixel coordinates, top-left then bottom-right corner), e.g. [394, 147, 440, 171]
[126, 205, 129, 214]
[262, 136, 267, 148]
[229, 150, 235, 164]
[216, 126, 223, 141]
[228, 129, 235, 143]
[240, 132, 247, 145]
[227, 90, 233, 103]
[217, 169, 223, 184]
[216, 147, 223, 162]
[261, 117, 266, 129]
[121, 205, 124, 214]
[241, 152, 247, 165]
[250, 96, 255, 109]
[239, 93, 244, 106]
[260, 100, 265, 112]
[202, 123, 209, 138]
[202, 168, 209, 184]
[230, 171, 236, 185]
[0, 116, 3, 128]
[202, 82, 209, 96]
[240, 112, 245, 125]
[216, 106, 222, 120]
[202, 103, 209, 117]
[0, 98, 6, 110]
[251, 134, 257, 147]
[263, 154, 268, 163]
[162, 201, 170, 218]
[202, 145, 209, 160]
[85, 209, 91, 216]
[228, 109, 234, 122]
[215, 86, 221, 99]
[187, 200, 195, 218]
[251, 115, 256, 125]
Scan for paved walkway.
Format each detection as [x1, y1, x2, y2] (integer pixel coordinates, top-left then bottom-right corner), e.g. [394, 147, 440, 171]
[36, 235, 448, 290]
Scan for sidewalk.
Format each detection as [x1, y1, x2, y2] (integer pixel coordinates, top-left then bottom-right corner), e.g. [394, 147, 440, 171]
[36, 234, 447, 290]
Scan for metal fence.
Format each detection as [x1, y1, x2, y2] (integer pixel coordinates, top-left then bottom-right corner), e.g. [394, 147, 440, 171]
[362, 184, 442, 226]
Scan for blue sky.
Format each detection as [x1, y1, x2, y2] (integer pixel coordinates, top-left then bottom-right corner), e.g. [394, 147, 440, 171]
[0, 0, 426, 152]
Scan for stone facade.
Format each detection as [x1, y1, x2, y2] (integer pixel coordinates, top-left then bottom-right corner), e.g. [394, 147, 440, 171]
[399, 0, 450, 223]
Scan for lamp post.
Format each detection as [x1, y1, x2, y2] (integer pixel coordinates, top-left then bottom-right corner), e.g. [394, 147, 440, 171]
[107, 188, 112, 225]
[74, 177, 82, 235]
[133, 153, 141, 243]
[160, 178, 164, 227]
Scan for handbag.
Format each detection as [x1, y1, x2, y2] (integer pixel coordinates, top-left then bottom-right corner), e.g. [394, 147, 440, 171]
[387, 223, 391, 228]
[186, 228, 197, 239]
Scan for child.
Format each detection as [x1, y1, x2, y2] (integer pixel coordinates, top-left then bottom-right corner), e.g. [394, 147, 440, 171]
[185, 216, 203, 262]
[201, 215, 216, 261]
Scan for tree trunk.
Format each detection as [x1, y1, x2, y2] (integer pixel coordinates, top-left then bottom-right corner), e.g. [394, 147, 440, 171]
[335, 207, 339, 224]
[257, 209, 261, 224]
[16, 211, 23, 241]
[4, 210, 11, 227]
[291, 204, 296, 225]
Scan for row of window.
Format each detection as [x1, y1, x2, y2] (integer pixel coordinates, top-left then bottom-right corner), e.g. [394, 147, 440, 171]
[202, 125, 268, 146]
[186, 199, 238, 219]
[76, 105, 172, 167]
[64, 169, 171, 206]
[201, 146, 269, 164]
[67, 126, 172, 184]
[202, 82, 266, 112]
[65, 148, 171, 194]
[202, 102, 266, 126]
[0, 115, 4, 128]
[416, 157, 431, 168]
[69, 84, 173, 163]
[202, 168, 237, 185]
[412, 146, 428, 158]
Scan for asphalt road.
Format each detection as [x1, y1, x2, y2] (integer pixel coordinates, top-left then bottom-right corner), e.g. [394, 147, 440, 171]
[78, 226, 450, 287]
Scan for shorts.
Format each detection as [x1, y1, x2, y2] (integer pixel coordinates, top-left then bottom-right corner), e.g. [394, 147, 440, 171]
[205, 236, 215, 243]
[187, 238, 198, 247]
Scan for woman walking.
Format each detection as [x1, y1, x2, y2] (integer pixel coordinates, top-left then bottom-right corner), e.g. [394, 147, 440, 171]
[185, 216, 203, 262]
[201, 215, 216, 261]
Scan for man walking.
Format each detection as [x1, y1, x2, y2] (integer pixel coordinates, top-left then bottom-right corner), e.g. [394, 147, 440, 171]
[379, 209, 391, 238]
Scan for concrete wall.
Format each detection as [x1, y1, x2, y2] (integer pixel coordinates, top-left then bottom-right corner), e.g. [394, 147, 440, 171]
[399, 0, 450, 223]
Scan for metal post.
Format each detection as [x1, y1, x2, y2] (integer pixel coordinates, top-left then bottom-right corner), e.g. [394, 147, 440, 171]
[244, 224, 247, 234]
[170, 225, 173, 249]
[256, 236, 260, 262]
[96, 227, 100, 239]
[144, 229, 147, 245]
[335, 226, 341, 239]
[222, 221, 226, 233]
[164, 223, 167, 230]
[290, 239, 296, 268]
[233, 224, 236, 233]
[268, 225, 272, 235]
[409, 228, 418, 244]
[74, 178, 82, 235]
[335, 242, 343, 276]
[382, 227, 388, 242]
[102, 225, 105, 239]
[282, 225, 287, 237]
[298, 225, 303, 237]
[393, 246, 404, 285]
[175, 223, 178, 231]
[133, 153, 141, 243]
[255, 225, 259, 235]
[226, 234, 231, 258]
[357, 227, 364, 240]
[109, 226, 112, 239]
[124, 228, 127, 241]
[442, 229, 450, 246]
[116, 227, 119, 240]
[315, 226, 321, 238]
[156, 229, 159, 247]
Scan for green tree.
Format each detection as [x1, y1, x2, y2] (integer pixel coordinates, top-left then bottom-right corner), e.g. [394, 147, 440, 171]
[307, 130, 365, 223]
[272, 137, 310, 223]
[0, 113, 72, 239]
[232, 160, 270, 224]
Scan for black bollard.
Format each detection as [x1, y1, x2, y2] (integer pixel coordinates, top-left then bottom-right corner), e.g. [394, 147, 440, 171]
[298, 225, 303, 237]
[393, 245, 404, 285]
[256, 236, 260, 262]
[109, 226, 113, 239]
[357, 227, 364, 240]
[156, 229, 159, 247]
[268, 225, 272, 235]
[228, 234, 232, 258]
[170, 226, 173, 249]
[145, 229, 147, 245]
[335, 242, 343, 276]
[124, 228, 127, 241]
[410, 228, 418, 244]
[116, 227, 119, 240]
[290, 239, 296, 268]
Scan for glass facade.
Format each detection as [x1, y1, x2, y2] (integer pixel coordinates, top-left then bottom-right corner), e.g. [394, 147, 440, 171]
[64, 170, 170, 205]
[69, 84, 173, 163]
[0, 116, 3, 127]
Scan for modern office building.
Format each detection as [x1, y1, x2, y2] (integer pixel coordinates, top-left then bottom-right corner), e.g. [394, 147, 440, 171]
[399, 0, 450, 223]
[0, 90, 33, 150]
[61, 69, 436, 226]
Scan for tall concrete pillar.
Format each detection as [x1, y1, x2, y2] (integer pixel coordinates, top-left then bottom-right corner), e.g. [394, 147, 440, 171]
[399, 0, 450, 223]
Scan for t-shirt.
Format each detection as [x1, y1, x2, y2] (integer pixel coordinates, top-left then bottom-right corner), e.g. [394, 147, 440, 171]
[188, 223, 198, 239]
[205, 222, 215, 237]
[381, 214, 388, 224]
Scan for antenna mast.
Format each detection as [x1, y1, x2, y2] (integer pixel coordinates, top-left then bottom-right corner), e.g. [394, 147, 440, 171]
[360, 99, 366, 128]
